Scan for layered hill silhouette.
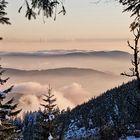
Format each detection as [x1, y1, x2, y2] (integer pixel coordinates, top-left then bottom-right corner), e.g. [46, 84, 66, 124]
[0, 50, 132, 59]
[4, 67, 115, 77]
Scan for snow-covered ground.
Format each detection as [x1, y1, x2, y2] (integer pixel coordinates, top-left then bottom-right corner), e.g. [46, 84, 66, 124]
[126, 136, 140, 140]
[65, 120, 99, 140]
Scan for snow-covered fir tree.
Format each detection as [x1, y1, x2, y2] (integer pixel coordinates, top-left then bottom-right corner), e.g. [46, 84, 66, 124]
[40, 86, 57, 140]
[0, 65, 21, 140]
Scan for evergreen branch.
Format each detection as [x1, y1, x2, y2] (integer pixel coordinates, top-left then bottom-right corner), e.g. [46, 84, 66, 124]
[3, 85, 14, 93]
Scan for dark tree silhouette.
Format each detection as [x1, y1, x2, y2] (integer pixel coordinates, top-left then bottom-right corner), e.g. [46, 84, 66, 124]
[117, 0, 140, 19]
[0, 0, 10, 25]
[19, 0, 66, 20]
[0, 65, 21, 140]
[121, 25, 140, 81]
[117, 0, 140, 81]
[0, 0, 11, 39]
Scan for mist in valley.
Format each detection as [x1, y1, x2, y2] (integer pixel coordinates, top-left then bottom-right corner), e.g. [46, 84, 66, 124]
[0, 50, 131, 112]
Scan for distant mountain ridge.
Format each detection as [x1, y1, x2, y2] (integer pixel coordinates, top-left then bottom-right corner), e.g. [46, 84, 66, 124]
[0, 50, 132, 59]
[4, 67, 114, 77]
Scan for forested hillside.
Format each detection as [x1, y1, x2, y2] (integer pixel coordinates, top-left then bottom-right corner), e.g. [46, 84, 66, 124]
[15, 80, 140, 140]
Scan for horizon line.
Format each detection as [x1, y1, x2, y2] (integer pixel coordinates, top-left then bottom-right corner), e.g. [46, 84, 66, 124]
[1, 38, 132, 43]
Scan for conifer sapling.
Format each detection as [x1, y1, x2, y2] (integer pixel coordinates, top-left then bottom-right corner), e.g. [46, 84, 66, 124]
[41, 86, 57, 140]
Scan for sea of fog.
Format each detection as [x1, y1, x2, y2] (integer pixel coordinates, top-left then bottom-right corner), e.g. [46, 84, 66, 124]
[0, 50, 132, 113]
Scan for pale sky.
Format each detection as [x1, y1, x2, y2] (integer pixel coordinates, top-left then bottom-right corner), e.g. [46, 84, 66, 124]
[0, 0, 134, 51]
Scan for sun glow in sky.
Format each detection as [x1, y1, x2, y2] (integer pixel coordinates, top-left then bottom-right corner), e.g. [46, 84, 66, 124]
[0, 0, 134, 51]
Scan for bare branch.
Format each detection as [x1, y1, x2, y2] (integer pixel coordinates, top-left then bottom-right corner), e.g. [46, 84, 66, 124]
[121, 72, 136, 77]
[127, 41, 134, 50]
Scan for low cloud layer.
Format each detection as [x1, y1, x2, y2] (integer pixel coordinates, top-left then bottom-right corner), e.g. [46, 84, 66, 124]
[19, 94, 41, 112]
[60, 83, 91, 105]
[11, 82, 91, 113]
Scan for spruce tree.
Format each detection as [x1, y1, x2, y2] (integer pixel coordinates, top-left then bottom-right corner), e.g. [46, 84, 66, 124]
[0, 65, 21, 140]
[40, 86, 57, 140]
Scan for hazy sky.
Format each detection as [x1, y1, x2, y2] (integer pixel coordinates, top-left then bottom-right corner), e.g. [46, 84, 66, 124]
[0, 0, 134, 51]
[1, 0, 132, 40]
